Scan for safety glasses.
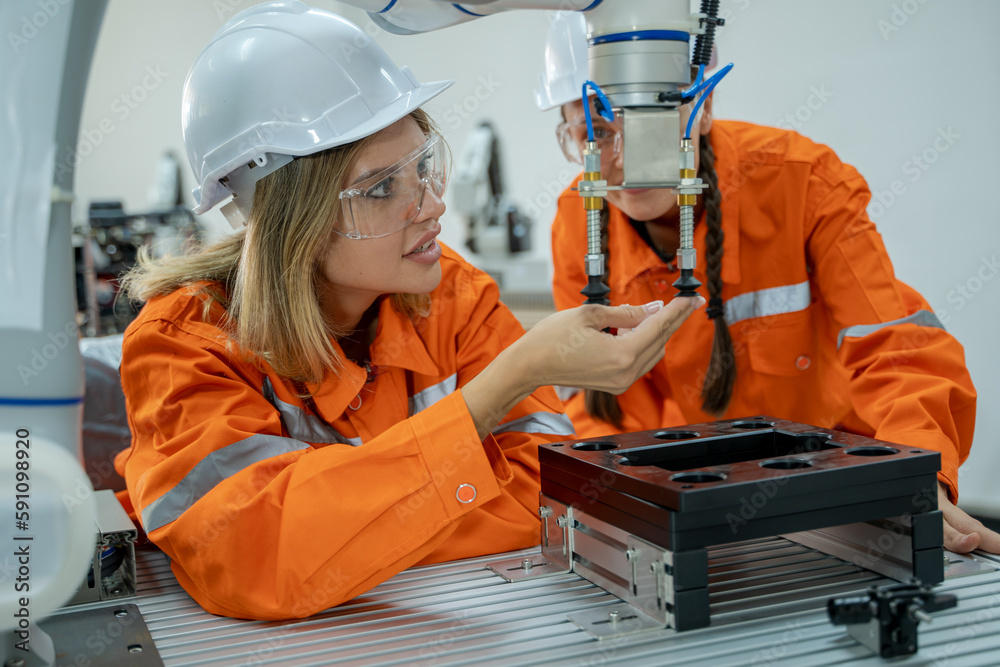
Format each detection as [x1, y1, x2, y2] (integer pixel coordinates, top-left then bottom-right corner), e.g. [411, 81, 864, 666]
[555, 100, 705, 166]
[555, 114, 623, 165]
[336, 134, 448, 239]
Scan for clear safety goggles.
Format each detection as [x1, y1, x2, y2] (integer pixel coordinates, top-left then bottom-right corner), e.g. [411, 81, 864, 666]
[555, 99, 703, 166]
[336, 134, 448, 239]
[556, 113, 623, 165]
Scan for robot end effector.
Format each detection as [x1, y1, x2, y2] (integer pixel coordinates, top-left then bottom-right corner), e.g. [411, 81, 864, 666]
[347, 0, 722, 187]
[340, 0, 728, 300]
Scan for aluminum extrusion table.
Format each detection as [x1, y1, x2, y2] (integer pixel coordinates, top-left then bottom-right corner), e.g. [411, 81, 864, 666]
[84, 541, 1000, 666]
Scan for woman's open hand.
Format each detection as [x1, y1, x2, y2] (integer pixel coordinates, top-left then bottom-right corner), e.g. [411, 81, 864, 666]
[462, 297, 704, 438]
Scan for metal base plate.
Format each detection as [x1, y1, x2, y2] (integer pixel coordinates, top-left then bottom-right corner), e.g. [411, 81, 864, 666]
[567, 602, 665, 640]
[487, 555, 569, 582]
[38, 604, 162, 666]
[945, 550, 998, 579]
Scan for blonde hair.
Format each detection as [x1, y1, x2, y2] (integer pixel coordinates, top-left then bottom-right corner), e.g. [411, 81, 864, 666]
[121, 109, 435, 384]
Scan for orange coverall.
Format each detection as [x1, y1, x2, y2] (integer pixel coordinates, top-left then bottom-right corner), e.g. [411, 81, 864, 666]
[551, 120, 976, 500]
[114, 245, 572, 620]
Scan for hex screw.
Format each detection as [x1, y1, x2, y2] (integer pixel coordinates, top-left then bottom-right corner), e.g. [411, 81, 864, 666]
[538, 506, 553, 518]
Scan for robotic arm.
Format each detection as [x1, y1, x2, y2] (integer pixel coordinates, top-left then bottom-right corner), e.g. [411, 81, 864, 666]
[452, 122, 532, 259]
[341, 0, 727, 303]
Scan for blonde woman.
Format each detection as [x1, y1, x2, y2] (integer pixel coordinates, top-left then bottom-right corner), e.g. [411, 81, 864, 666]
[112, 2, 701, 620]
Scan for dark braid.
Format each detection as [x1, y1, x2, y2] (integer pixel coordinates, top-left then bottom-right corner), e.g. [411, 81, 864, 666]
[583, 206, 625, 429]
[698, 133, 736, 415]
[582, 133, 732, 427]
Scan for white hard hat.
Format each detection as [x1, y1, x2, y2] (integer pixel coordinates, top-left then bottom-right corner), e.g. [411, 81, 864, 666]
[534, 12, 589, 112]
[182, 0, 453, 221]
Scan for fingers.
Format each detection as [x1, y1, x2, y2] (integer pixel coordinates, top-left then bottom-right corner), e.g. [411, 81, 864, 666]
[942, 508, 1000, 554]
[584, 300, 666, 330]
[938, 484, 1000, 554]
[630, 295, 705, 346]
[943, 519, 981, 553]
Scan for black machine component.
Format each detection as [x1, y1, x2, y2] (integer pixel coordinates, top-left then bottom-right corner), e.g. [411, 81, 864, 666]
[535, 416, 945, 632]
[76, 201, 200, 336]
[828, 579, 958, 658]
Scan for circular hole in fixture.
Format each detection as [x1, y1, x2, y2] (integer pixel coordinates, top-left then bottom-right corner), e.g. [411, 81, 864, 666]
[571, 440, 619, 451]
[681, 484, 693, 489]
[551, 443, 563, 447]
[730, 420, 775, 429]
[654, 430, 700, 440]
[670, 472, 726, 484]
[844, 446, 899, 457]
[760, 458, 813, 470]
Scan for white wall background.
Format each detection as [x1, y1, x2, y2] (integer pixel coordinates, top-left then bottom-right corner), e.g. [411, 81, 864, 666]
[73, 0, 999, 513]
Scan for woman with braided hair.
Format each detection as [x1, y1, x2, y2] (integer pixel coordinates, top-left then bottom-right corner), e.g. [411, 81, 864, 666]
[537, 12, 998, 555]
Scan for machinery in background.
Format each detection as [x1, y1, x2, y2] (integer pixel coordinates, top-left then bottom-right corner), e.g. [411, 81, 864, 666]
[75, 151, 202, 337]
[454, 122, 532, 260]
[451, 122, 553, 323]
[76, 201, 200, 337]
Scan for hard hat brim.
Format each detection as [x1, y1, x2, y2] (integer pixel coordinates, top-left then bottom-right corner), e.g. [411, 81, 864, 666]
[192, 78, 454, 215]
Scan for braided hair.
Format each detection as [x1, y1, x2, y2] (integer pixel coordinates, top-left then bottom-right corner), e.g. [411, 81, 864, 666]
[584, 132, 735, 427]
[698, 134, 735, 415]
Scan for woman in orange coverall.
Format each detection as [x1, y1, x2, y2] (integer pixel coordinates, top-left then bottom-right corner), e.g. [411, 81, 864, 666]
[112, 4, 701, 621]
[539, 15, 998, 555]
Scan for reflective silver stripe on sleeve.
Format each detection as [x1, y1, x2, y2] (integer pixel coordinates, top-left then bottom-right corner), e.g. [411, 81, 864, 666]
[724, 281, 812, 326]
[492, 412, 575, 437]
[262, 378, 362, 446]
[837, 309, 945, 350]
[141, 433, 310, 533]
[409, 373, 458, 415]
